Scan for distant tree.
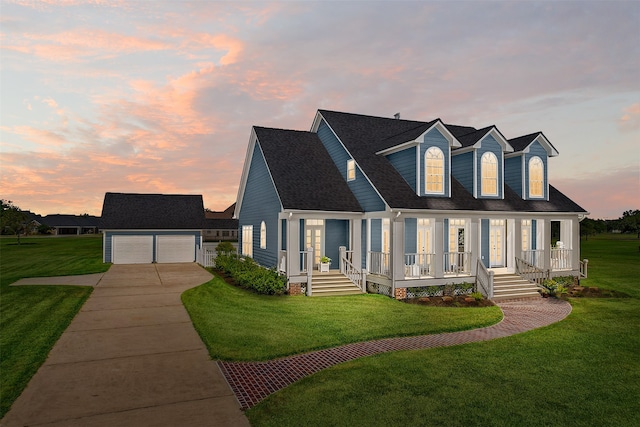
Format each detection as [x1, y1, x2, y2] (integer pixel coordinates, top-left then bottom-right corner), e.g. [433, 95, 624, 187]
[0, 199, 32, 244]
[580, 218, 597, 240]
[620, 209, 640, 238]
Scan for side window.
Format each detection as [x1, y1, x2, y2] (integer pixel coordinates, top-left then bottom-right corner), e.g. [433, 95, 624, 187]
[481, 152, 498, 196]
[242, 225, 253, 257]
[528, 156, 544, 198]
[260, 221, 267, 249]
[347, 159, 356, 181]
[425, 147, 444, 194]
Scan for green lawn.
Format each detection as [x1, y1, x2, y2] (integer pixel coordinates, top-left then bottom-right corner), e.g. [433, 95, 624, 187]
[0, 236, 109, 418]
[246, 235, 640, 426]
[182, 276, 502, 361]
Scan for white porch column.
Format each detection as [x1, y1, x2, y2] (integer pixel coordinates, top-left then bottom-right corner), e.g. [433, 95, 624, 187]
[351, 219, 362, 270]
[366, 218, 371, 271]
[434, 217, 445, 278]
[287, 218, 300, 277]
[542, 218, 552, 271]
[512, 219, 521, 270]
[391, 217, 405, 285]
[571, 218, 580, 270]
[469, 218, 479, 275]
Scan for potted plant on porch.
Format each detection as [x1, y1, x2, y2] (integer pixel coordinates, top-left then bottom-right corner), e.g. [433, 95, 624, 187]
[319, 256, 331, 272]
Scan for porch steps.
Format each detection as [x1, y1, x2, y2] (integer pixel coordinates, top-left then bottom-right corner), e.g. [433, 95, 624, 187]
[311, 271, 363, 296]
[492, 274, 541, 301]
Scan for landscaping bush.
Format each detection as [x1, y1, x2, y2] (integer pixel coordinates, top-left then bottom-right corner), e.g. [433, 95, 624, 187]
[215, 254, 287, 295]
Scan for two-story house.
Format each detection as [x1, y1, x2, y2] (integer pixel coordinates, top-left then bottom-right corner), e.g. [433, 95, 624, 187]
[235, 110, 587, 299]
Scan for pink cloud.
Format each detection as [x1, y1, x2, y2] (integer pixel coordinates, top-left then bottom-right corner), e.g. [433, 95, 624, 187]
[618, 103, 640, 132]
[554, 165, 640, 219]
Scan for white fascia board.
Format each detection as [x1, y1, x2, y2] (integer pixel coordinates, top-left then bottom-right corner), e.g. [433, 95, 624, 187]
[313, 111, 390, 212]
[376, 120, 462, 156]
[473, 127, 514, 152]
[234, 128, 284, 219]
[280, 210, 364, 220]
[535, 133, 559, 157]
[376, 140, 419, 156]
[382, 209, 587, 218]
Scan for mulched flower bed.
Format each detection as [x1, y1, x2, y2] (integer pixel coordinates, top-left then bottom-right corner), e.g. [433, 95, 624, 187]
[563, 285, 630, 298]
[403, 296, 495, 307]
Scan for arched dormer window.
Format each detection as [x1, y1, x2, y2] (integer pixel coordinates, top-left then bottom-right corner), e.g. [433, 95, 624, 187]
[425, 147, 444, 194]
[529, 156, 544, 198]
[481, 152, 498, 196]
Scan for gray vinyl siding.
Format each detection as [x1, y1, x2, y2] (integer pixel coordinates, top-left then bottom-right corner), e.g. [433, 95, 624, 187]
[476, 135, 503, 199]
[325, 220, 349, 265]
[238, 142, 282, 268]
[504, 155, 523, 197]
[104, 230, 201, 264]
[387, 147, 417, 192]
[421, 128, 450, 196]
[404, 218, 417, 253]
[370, 219, 382, 252]
[451, 152, 474, 194]
[317, 120, 385, 212]
[481, 219, 490, 268]
[524, 141, 548, 200]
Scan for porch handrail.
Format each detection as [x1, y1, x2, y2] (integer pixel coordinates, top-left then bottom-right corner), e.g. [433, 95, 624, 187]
[515, 256, 548, 286]
[443, 252, 471, 275]
[475, 259, 493, 299]
[339, 247, 365, 292]
[278, 250, 287, 273]
[404, 252, 434, 278]
[305, 247, 313, 296]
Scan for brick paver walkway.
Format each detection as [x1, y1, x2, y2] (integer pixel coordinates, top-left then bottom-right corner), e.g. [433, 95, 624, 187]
[218, 298, 571, 409]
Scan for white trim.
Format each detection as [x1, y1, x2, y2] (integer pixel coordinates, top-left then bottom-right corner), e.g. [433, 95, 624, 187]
[473, 127, 514, 152]
[473, 149, 478, 198]
[376, 140, 420, 156]
[375, 120, 462, 156]
[424, 146, 445, 195]
[480, 151, 499, 197]
[415, 145, 420, 195]
[347, 159, 356, 181]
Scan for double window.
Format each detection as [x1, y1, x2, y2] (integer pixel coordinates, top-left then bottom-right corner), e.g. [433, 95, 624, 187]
[425, 147, 444, 194]
[528, 156, 544, 198]
[481, 152, 498, 196]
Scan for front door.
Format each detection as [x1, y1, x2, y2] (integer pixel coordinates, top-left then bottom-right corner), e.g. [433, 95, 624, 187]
[305, 219, 324, 268]
[490, 219, 505, 267]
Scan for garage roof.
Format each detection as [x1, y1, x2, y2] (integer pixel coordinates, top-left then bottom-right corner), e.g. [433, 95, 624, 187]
[101, 192, 206, 229]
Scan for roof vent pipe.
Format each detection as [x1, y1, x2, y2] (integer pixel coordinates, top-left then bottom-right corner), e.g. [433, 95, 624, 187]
[394, 112, 401, 119]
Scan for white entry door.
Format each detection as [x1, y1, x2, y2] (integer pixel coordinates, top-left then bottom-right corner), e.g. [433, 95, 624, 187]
[305, 219, 324, 268]
[490, 220, 505, 267]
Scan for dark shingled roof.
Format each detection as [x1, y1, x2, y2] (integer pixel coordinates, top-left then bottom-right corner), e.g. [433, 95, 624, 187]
[317, 110, 587, 213]
[101, 193, 206, 229]
[507, 132, 558, 155]
[254, 126, 363, 212]
[205, 218, 238, 229]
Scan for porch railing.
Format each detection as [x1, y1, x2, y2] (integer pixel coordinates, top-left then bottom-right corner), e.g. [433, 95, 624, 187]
[339, 247, 365, 292]
[443, 252, 471, 275]
[521, 250, 544, 269]
[369, 251, 390, 277]
[278, 250, 287, 273]
[515, 256, 548, 286]
[475, 259, 493, 299]
[579, 259, 589, 278]
[551, 248, 573, 270]
[404, 253, 434, 278]
[299, 249, 310, 274]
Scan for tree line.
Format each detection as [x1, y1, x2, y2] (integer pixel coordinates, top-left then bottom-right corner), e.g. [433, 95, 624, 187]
[580, 210, 640, 240]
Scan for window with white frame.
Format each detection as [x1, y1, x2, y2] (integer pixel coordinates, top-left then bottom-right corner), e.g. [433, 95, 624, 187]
[448, 219, 466, 253]
[347, 159, 356, 181]
[242, 225, 253, 257]
[522, 219, 532, 251]
[260, 221, 266, 249]
[481, 152, 498, 196]
[529, 156, 544, 198]
[425, 147, 444, 194]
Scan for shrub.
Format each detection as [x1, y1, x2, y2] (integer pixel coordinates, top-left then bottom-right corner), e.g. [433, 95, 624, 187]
[215, 254, 287, 295]
[215, 241, 235, 256]
[471, 292, 484, 302]
[426, 285, 441, 297]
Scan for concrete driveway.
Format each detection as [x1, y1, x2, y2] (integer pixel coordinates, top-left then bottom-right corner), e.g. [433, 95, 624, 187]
[2, 263, 250, 427]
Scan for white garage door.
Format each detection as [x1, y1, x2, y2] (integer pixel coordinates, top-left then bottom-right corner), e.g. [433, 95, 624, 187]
[112, 235, 154, 264]
[156, 235, 196, 263]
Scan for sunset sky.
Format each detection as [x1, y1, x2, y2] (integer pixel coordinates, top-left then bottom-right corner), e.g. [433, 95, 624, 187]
[1, 0, 638, 219]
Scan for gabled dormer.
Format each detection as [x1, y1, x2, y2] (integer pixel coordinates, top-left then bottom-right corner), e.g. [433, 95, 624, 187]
[505, 132, 558, 201]
[448, 125, 513, 199]
[376, 120, 461, 198]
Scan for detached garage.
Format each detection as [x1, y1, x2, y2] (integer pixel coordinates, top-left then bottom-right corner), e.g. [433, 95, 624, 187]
[101, 192, 206, 264]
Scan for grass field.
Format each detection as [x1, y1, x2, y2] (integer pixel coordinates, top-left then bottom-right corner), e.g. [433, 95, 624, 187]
[0, 236, 109, 418]
[245, 234, 640, 426]
[182, 277, 502, 361]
